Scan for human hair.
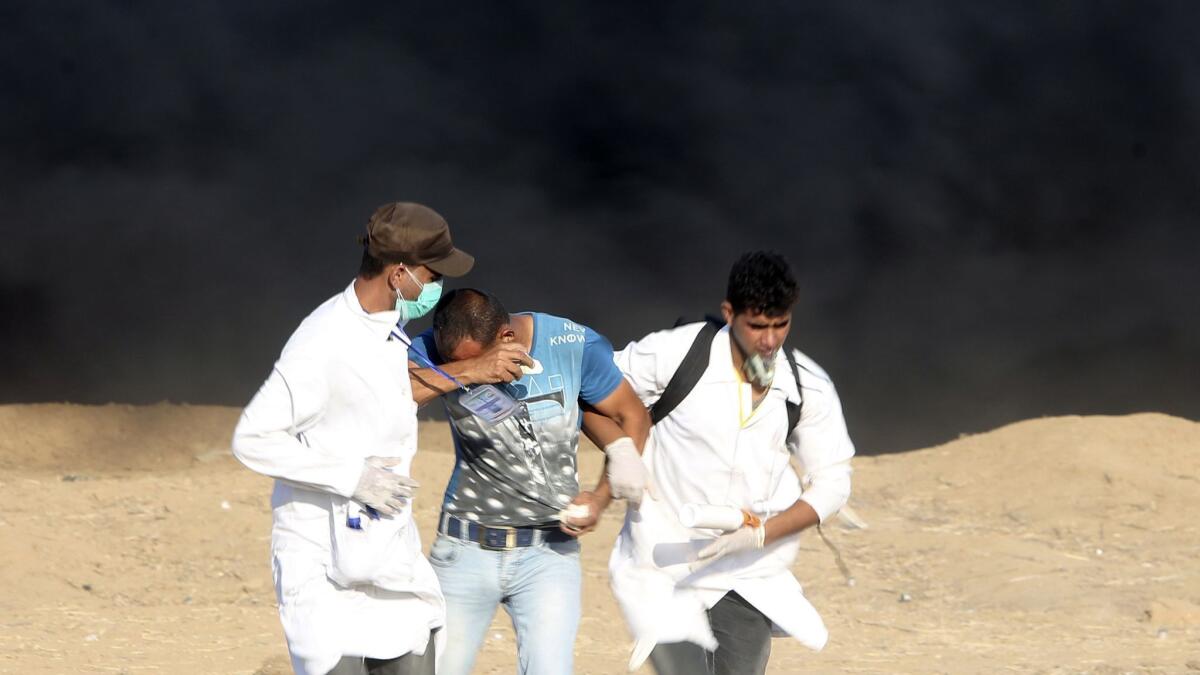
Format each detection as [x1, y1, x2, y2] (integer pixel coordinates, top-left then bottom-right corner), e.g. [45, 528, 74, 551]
[725, 251, 798, 316]
[357, 247, 387, 279]
[432, 288, 509, 358]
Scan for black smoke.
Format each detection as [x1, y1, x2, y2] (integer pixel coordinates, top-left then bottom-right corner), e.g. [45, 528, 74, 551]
[2, 2, 1197, 453]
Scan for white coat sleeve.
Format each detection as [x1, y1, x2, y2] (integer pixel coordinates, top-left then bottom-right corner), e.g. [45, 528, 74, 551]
[613, 324, 704, 407]
[787, 357, 855, 522]
[613, 336, 666, 407]
[231, 358, 363, 497]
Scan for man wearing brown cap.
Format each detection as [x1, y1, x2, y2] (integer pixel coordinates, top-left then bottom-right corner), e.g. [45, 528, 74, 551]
[233, 202, 531, 675]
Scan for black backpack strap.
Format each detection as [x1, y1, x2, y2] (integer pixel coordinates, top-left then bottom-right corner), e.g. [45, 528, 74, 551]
[784, 348, 803, 435]
[649, 318, 723, 425]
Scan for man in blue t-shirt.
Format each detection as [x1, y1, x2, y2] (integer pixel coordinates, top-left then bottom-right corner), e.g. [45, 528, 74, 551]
[408, 288, 650, 675]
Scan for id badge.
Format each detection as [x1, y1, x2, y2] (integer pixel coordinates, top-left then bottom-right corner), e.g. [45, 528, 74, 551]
[459, 384, 519, 424]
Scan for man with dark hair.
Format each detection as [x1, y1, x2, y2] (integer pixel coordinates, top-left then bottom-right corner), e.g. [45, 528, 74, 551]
[233, 203, 530, 675]
[430, 288, 509, 360]
[725, 250, 799, 315]
[593, 251, 855, 675]
[408, 288, 651, 675]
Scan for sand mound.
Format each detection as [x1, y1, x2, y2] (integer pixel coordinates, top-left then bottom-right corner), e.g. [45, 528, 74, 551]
[0, 403, 240, 473]
[859, 414, 1200, 565]
[840, 412, 1200, 671]
[879, 413, 1200, 514]
[0, 405, 1196, 674]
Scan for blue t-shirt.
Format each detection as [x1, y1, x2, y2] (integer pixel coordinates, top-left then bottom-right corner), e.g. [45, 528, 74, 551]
[410, 313, 623, 527]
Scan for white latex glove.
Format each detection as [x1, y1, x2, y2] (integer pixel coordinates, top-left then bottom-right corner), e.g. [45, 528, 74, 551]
[690, 523, 765, 572]
[603, 437, 647, 505]
[351, 456, 419, 516]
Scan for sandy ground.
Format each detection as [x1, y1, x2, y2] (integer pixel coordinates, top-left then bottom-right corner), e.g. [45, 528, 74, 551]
[1, 403, 1198, 674]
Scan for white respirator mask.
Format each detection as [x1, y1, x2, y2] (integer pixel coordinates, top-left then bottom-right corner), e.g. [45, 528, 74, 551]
[742, 352, 777, 388]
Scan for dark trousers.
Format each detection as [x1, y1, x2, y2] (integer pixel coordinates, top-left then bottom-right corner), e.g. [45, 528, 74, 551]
[325, 633, 437, 675]
[649, 591, 773, 675]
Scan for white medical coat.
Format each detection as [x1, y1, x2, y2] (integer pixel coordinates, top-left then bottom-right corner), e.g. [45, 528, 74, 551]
[609, 322, 854, 654]
[232, 282, 444, 675]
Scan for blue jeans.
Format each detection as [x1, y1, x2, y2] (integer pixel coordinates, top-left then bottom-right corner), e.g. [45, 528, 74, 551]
[428, 532, 582, 675]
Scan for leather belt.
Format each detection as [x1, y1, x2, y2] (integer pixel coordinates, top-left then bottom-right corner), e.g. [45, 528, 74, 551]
[438, 512, 569, 551]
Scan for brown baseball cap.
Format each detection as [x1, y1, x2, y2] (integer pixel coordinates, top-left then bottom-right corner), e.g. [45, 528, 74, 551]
[360, 202, 475, 277]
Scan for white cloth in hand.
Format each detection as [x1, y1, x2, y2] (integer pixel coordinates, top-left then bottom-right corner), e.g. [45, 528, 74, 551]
[604, 437, 647, 504]
[690, 523, 766, 572]
[351, 456, 419, 516]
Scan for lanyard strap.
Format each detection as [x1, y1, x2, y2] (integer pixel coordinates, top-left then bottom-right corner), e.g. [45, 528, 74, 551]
[390, 324, 469, 392]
